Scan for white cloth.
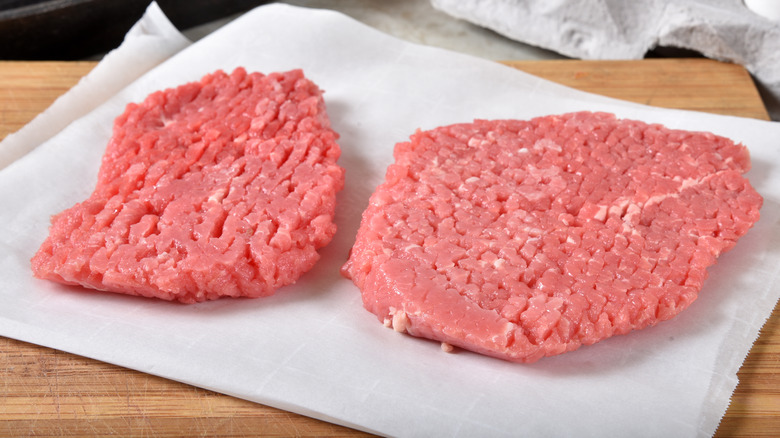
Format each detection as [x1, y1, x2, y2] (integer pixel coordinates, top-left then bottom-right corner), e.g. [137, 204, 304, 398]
[1, 3, 779, 437]
[432, 0, 780, 120]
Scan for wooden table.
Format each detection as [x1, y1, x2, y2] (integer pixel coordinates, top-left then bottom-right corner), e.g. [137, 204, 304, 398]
[0, 59, 777, 437]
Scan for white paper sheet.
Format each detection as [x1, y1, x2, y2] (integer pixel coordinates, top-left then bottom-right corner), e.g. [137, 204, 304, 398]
[0, 2, 190, 171]
[1, 4, 779, 437]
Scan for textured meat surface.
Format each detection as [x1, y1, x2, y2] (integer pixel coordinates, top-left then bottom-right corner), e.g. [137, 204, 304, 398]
[32, 68, 344, 303]
[342, 112, 762, 363]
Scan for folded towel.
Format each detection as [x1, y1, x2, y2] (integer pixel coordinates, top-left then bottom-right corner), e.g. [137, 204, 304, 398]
[432, 0, 780, 120]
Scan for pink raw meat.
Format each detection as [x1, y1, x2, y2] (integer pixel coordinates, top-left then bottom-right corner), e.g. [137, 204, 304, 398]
[342, 112, 762, 363]
[32, 67, 345, 303]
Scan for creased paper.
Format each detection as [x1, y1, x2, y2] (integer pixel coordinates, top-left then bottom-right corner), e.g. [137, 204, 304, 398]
[1, 4, 779, 437]
[0, 2, 190, 171]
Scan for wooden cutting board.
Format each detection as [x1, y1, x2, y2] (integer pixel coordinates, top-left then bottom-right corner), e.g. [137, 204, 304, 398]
[0, 59, 777, 437]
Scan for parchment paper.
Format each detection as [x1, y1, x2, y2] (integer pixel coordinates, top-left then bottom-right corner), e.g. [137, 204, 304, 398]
[1, 4, 779, 437]
[0, 2, 190, 170]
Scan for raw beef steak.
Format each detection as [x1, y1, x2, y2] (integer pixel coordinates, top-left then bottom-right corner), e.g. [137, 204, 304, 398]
[342, 112, 762, 363]
[32, 68, 344, 303]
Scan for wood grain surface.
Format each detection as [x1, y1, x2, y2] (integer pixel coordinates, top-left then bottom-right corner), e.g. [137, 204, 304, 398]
[0, 59, 777, 437]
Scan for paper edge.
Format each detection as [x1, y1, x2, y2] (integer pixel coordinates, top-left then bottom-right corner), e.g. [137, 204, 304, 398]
[1, 3, 778, 436]
[0, 315, 384, 436]
[0, 1, 191, 171]
[703, 203, 780, 436]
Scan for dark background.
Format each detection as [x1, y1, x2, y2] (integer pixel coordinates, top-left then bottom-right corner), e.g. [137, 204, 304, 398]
[0, 0, 266, 59]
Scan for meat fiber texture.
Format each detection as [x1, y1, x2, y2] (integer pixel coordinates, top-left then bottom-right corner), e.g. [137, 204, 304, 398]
[31, 67, 345, 303]
[342, 111, 762, 363]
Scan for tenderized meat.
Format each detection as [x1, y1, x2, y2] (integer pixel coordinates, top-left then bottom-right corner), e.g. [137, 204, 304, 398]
[341, 112, 762, 363]
[32, 67, 345, 303]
